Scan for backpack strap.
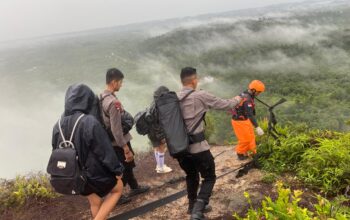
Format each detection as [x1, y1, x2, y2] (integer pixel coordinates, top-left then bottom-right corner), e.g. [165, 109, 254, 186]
[100, 94, 113, 118]
[189, 112, 206, 134]
[179, 90, 206, 135]
[100, 93, 112, 101]
[179, 90, 195, 102]
[58, 114, 85, 149]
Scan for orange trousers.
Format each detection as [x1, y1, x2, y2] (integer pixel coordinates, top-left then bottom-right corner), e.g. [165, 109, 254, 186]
[231, 119, 256, 155]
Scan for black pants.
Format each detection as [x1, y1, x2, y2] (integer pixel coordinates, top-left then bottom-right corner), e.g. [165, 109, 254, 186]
[114, 142, 139, 189]
[177, 150, 216, 204]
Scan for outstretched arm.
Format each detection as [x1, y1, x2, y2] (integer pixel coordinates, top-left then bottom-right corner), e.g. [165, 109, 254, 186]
[200, 91, 242, 111]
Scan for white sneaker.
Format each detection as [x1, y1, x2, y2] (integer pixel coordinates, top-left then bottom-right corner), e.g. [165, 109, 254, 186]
[156, 165, 173, 173]
[155, 165, 160, 171]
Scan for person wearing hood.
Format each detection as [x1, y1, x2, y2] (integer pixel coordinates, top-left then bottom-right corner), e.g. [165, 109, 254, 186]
[52, 84, 124, 220]
[146, 86, 173, 174]
[100, 68, 150, 204]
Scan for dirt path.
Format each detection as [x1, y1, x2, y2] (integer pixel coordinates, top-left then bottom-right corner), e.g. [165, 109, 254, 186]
[1, 146, 272, 220]
[117, 146, 271, 220]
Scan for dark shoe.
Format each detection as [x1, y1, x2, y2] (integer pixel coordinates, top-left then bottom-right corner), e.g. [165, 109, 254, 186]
[187, 199, 195, 214]
[187, 200, 212, 214]
[128, 185, 150, 197]
[237, 153, 248, 161]
[190, 199, 206, 220]
[203, 204, 212, 213]
[116, 195, 131, 205]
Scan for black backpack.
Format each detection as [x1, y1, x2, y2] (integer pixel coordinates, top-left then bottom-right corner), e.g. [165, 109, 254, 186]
[47, 114, 86, 195]
[134, 110, 150, 135]
[156, 90, 206, 158]
[121, 110, 134, 134]
[155, 91, 188, 158]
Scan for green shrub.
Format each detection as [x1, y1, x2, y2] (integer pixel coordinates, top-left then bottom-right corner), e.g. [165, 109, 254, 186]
[233, 182, 350, 220]
[0, 173, 58, 213]
[261, 172, 278, 184]
[255, 122, 350, 194]
[297, 134, 350, 194]
[257, 120, 311, 173]
[314, 195, 350, 219]
[262, 134, 310, 173]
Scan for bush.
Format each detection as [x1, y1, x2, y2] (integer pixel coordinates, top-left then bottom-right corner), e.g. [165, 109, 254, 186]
[255, 122, 350, 194]
[262, 134, 310, 173]
[0, 173, 58, 213]
[257, 120, 311, 173]
[261, 172, 278, 184]
[233, 182, 350, 220]
[297, 134, 350, 194]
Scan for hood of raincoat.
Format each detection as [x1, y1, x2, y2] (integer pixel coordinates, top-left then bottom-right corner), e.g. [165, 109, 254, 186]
[153, 86, 170, 100]
[64, 84, 95, 116]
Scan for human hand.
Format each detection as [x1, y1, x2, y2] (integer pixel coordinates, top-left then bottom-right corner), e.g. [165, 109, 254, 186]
[255, 127, 264, 136]
[234, 95, 242, 103]
[116, 175, 123, 180]
[123, 145, 134, 162]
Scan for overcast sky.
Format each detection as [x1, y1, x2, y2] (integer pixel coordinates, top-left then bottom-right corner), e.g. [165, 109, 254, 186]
[0, 0, 305, 42]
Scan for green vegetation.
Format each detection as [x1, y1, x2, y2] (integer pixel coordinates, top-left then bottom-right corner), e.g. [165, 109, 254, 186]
[298, 134, 350, 193]
[140, 7, 350, 133]
[256, 121, 350, 195]
[0, 173, 58, 213]
[223, 119, 350, 219]
[234, 182, 350, 220]
[205, 111, 235, 145]
[261, 172, 278, 184]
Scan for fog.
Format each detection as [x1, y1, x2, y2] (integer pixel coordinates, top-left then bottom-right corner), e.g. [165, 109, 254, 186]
[0, 0, 306, 42]
[150, 16, 350, 76]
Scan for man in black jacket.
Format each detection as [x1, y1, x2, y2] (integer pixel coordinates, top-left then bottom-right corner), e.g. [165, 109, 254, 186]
[52, 84, 124, 220]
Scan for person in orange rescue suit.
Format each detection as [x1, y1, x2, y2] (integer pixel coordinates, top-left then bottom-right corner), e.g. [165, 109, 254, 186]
[231, 80, 265, 160]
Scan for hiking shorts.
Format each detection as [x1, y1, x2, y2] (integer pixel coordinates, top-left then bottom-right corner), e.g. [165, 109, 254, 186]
[81, 177, 118, 198]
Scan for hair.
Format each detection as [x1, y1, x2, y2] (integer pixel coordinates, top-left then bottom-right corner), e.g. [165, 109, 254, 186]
[180, 67, 197, 84]
[106, 68, 124, 84]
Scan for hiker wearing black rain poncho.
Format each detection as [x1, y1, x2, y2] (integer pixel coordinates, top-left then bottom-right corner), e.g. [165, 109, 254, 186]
[51, 84, 124, 220]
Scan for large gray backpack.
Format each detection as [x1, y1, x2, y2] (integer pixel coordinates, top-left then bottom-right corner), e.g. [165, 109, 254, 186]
[156, 90, 206, 158]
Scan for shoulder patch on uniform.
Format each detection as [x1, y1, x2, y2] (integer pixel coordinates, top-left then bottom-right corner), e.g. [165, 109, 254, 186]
[114, 101, 123, 111]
